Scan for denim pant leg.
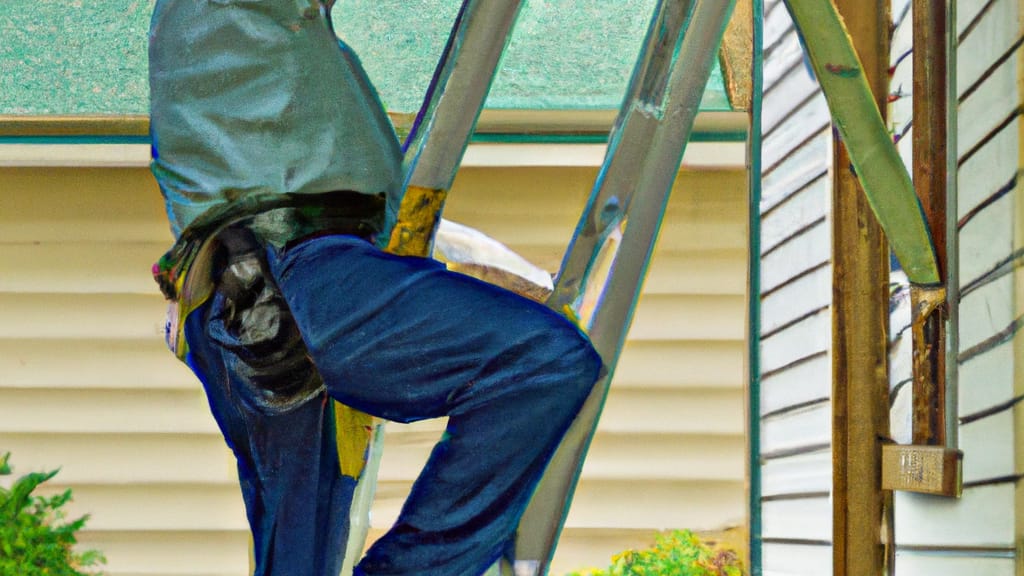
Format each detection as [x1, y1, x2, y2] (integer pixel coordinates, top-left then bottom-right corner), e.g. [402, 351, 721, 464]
[264, 235, 604, 576]
[183, 292, 356, 576]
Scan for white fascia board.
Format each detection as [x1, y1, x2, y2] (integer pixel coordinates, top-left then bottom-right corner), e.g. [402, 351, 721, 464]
[0, 140, 745, 170]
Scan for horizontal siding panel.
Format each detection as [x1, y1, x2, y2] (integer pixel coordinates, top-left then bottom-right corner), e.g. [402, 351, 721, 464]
[760, 174, 828, 253]
[38, 484, 247, 532]
[0, 388, 220, 434]
[640, 250, 747, 296]
[761, 219, 830, 294]
[2, 433, 236, 485]
[761, 129, 830, 211]
[78, 531, 249, 576]
[0, 242, 164, 294]
[958, 190, 1014, 285]
[893, 552, 1015, 576]
[761, 448, 831, 497]
[763, 67, 819, 135]
[760, 309, 830, 375]
[762, 93, 831, 170]
[761, 264, 830, 335]
[597, 387, 745, 436]
[894, 484, 1017, 547]
[546, 528, 673, 576]
[628, 293, 745, 341]
[561, 479, 746, 530]
[367, 479, 747, 532]
[958, 341, 1016, 417]
[0, 338, 192, 389]
[761, 402, 831, 456]
[959, 409, 1016, 483]
[762, 542, 832, 576]
[957, 118, 1018, 222]
[614, 340, 744, 389]
[957, 0, 1020, 98]
[761, 496, 832, 541]
[760, 352, 830, 416]
[958, 274, 1014, 353]
[4, 154, 748, 575]
[958, 53, 1020, 160]
[764, 33, 805, 92]
[577, 433, 745, 482]
[0, 293, 166, 340]
[888, 55, 913, 134]
[763, 1, 794, 54]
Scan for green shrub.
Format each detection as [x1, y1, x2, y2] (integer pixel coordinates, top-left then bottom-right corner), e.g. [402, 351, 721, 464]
[567, 529, 744, 576]
[0, 453, 105, 575]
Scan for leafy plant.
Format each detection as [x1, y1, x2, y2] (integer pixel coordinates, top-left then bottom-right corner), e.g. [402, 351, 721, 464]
[567, 529, 744, 576]
[0, 453, 105, 575]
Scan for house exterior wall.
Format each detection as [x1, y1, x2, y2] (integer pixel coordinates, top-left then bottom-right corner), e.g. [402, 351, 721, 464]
[0, 143, 747, 575]
[756, 0, 835, 573]
[887, 0, 1023, 573]
[756, 0, 1024, 574]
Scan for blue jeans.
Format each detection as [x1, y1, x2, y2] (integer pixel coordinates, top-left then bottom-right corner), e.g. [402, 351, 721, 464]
[183, 234, 602, 576]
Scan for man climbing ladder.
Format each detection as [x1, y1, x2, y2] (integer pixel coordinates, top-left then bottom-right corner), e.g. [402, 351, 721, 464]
[148, 0, 602, 574]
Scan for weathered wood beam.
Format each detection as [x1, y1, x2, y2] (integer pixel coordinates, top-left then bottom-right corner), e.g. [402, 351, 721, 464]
[719, 0, 753, 111]
[829, 2, 892, 576]
[910, 0, 949, 446]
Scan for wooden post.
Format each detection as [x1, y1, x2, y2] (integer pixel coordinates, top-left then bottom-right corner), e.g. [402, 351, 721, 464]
[910, 0, 949, 447]
[830, 2, 891, 576]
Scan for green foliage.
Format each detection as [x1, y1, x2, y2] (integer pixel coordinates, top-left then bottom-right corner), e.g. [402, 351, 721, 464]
[0, 453, 105, 575]
[567, 530, 744, 576]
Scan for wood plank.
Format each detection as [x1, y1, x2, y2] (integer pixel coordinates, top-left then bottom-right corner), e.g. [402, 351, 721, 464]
[893, 484, 1016, 547]
[761, 352, 831, 416]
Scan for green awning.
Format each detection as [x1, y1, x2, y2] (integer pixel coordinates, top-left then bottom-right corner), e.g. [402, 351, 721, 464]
[1, 0, 732, 116]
